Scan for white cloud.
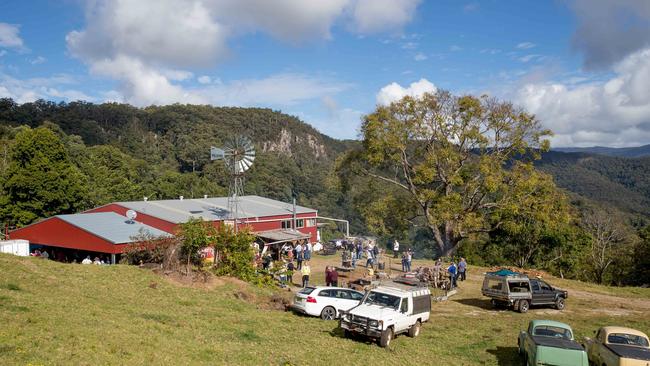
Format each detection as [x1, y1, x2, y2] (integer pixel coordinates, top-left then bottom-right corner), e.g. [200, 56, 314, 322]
[518, 54, 540, 63]
[0, 23, 24, 49]
[463, 2, 479, 12]
[516, 48, 650, 147]
[0, 50, 6, 57]
[414, 52, 427, 61]
[401, 41, 418, 50]
[0, 72, 93, 103]
[65, 0, 420, 109]
[197, 75, 212, 84]
[480, 48, 501, 55]
[29, 56, 47, 65]
[376, 78, 436, 105]
[516, 42, 536, 50]
[450, 45, 463, 52]
[200, 73, 351, 107]
[351, 0, 421, 34]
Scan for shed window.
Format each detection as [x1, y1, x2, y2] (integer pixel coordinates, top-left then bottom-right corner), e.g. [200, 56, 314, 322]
[296, 219, 304, 228]
[281, 220, 291, 229]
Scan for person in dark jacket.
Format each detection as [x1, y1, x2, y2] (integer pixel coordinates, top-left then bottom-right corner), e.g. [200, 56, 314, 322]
[325, 266, 332, 286]
[330, 267, 339, 287]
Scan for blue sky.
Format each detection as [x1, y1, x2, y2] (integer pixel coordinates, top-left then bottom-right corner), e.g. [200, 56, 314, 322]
[1, 1, 649, 147]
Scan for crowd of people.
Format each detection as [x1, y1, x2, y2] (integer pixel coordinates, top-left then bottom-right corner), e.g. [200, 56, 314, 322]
[429, 257, 467, 289]
[254, 238, 469, 291]
[30, 248, 113, 265]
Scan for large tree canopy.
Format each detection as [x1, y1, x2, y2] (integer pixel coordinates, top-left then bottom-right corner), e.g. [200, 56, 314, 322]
[0, 127, 88, 226]
[341, 90, 562, 256]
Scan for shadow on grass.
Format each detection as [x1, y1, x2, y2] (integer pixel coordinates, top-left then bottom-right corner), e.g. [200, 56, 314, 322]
[328, 327, 378, 345]
[453, 298, 495, 310]
[486, 346, 520, 366]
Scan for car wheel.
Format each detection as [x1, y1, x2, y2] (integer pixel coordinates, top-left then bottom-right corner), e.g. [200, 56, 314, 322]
[518, 300, 529, 313]
[379, 327, 393, 348]
[408, 321, 421, 338]
[320, 306, 337, 320]
[344, 329, 352, 339]
[555, 297, 566, 310]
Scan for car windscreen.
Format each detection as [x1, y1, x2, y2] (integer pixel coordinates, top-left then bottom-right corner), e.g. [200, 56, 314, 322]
[533, 325, 572, 340]
[363, 291, 401, 310]
[298, 287, 316, 295]
[608, 333, 650, 347]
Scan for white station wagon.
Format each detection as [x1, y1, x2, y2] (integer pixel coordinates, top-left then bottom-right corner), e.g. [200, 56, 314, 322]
[291, 286, 364, 320]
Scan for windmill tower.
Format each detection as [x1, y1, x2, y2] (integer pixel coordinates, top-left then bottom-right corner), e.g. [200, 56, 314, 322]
[210, 136, 255, 231]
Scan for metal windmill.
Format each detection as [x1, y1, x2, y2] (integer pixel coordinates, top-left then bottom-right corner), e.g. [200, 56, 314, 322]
[210, 136, 255, 231]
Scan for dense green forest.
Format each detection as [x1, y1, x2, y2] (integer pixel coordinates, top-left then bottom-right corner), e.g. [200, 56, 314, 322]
[0, 98, 648, 286]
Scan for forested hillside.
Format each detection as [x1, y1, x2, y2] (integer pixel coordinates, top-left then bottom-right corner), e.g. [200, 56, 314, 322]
[537, 151, 650, 218]
[554, 145, 650, 158]
[1, 98, 649, 286]
[0, 98, 363, 235]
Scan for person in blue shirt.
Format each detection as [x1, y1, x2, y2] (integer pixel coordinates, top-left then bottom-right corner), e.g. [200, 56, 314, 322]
[448, 262, 457, 288]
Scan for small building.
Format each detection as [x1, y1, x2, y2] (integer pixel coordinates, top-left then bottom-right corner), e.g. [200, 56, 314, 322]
[9, 195, 319, 261]
[9, 212, 170, 262]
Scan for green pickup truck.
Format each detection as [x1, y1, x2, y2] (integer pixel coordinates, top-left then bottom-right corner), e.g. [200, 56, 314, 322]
[518, 320, 588, 366]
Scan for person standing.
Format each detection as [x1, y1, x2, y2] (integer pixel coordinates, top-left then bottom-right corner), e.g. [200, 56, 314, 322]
[372, 244, 379, 266]
[287, 261, 295, 285]
[458, 257, 467, 281]
[366, 245, 374, 268]
[301, 261, 311, 288]
[325, 266, 332, 286]
[401, 253, 407, 272]
[448, 261, 457, 288]
[330, 267, 339, 287]
[405, 249, 412, 272]
[356, 241, 363, 260]
[295, 243, 303, 270]
[393, 240, 400, 258]
[433, 259, 442, 288]
[304, 241, 312, 261]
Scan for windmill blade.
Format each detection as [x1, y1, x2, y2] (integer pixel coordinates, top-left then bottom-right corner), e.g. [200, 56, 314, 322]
[210, 147, 225, 161]
[240, 158, 252, 172]
[237, 160, 246, 173]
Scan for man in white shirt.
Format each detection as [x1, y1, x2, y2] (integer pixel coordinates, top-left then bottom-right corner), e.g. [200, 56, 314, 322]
[393, 240, 400, 258]
[81, 256, 92, 265]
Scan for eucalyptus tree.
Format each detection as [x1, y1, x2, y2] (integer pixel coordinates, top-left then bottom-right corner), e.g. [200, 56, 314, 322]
[342, 90, 564, 256]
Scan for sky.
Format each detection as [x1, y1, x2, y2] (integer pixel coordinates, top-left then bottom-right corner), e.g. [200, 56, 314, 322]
[1, 0, 649, 147]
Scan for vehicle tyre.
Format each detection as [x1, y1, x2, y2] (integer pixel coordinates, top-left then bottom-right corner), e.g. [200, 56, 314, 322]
[379, 327, 393, 348]
[555, 297, 566, 310]
[320, 306, 337, 320]
[344, 329, 352, 339]
[407, 321, 421, 338]
[518, 300, 529, 313]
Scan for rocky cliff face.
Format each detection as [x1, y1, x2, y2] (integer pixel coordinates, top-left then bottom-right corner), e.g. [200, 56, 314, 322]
[262, 128, 328, 160]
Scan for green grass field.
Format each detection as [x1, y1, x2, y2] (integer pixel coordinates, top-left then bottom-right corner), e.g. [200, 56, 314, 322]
[1, 253, 648, 365]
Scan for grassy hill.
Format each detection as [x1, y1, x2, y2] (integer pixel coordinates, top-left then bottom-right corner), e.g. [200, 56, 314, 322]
[1, 253, 649, 365]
